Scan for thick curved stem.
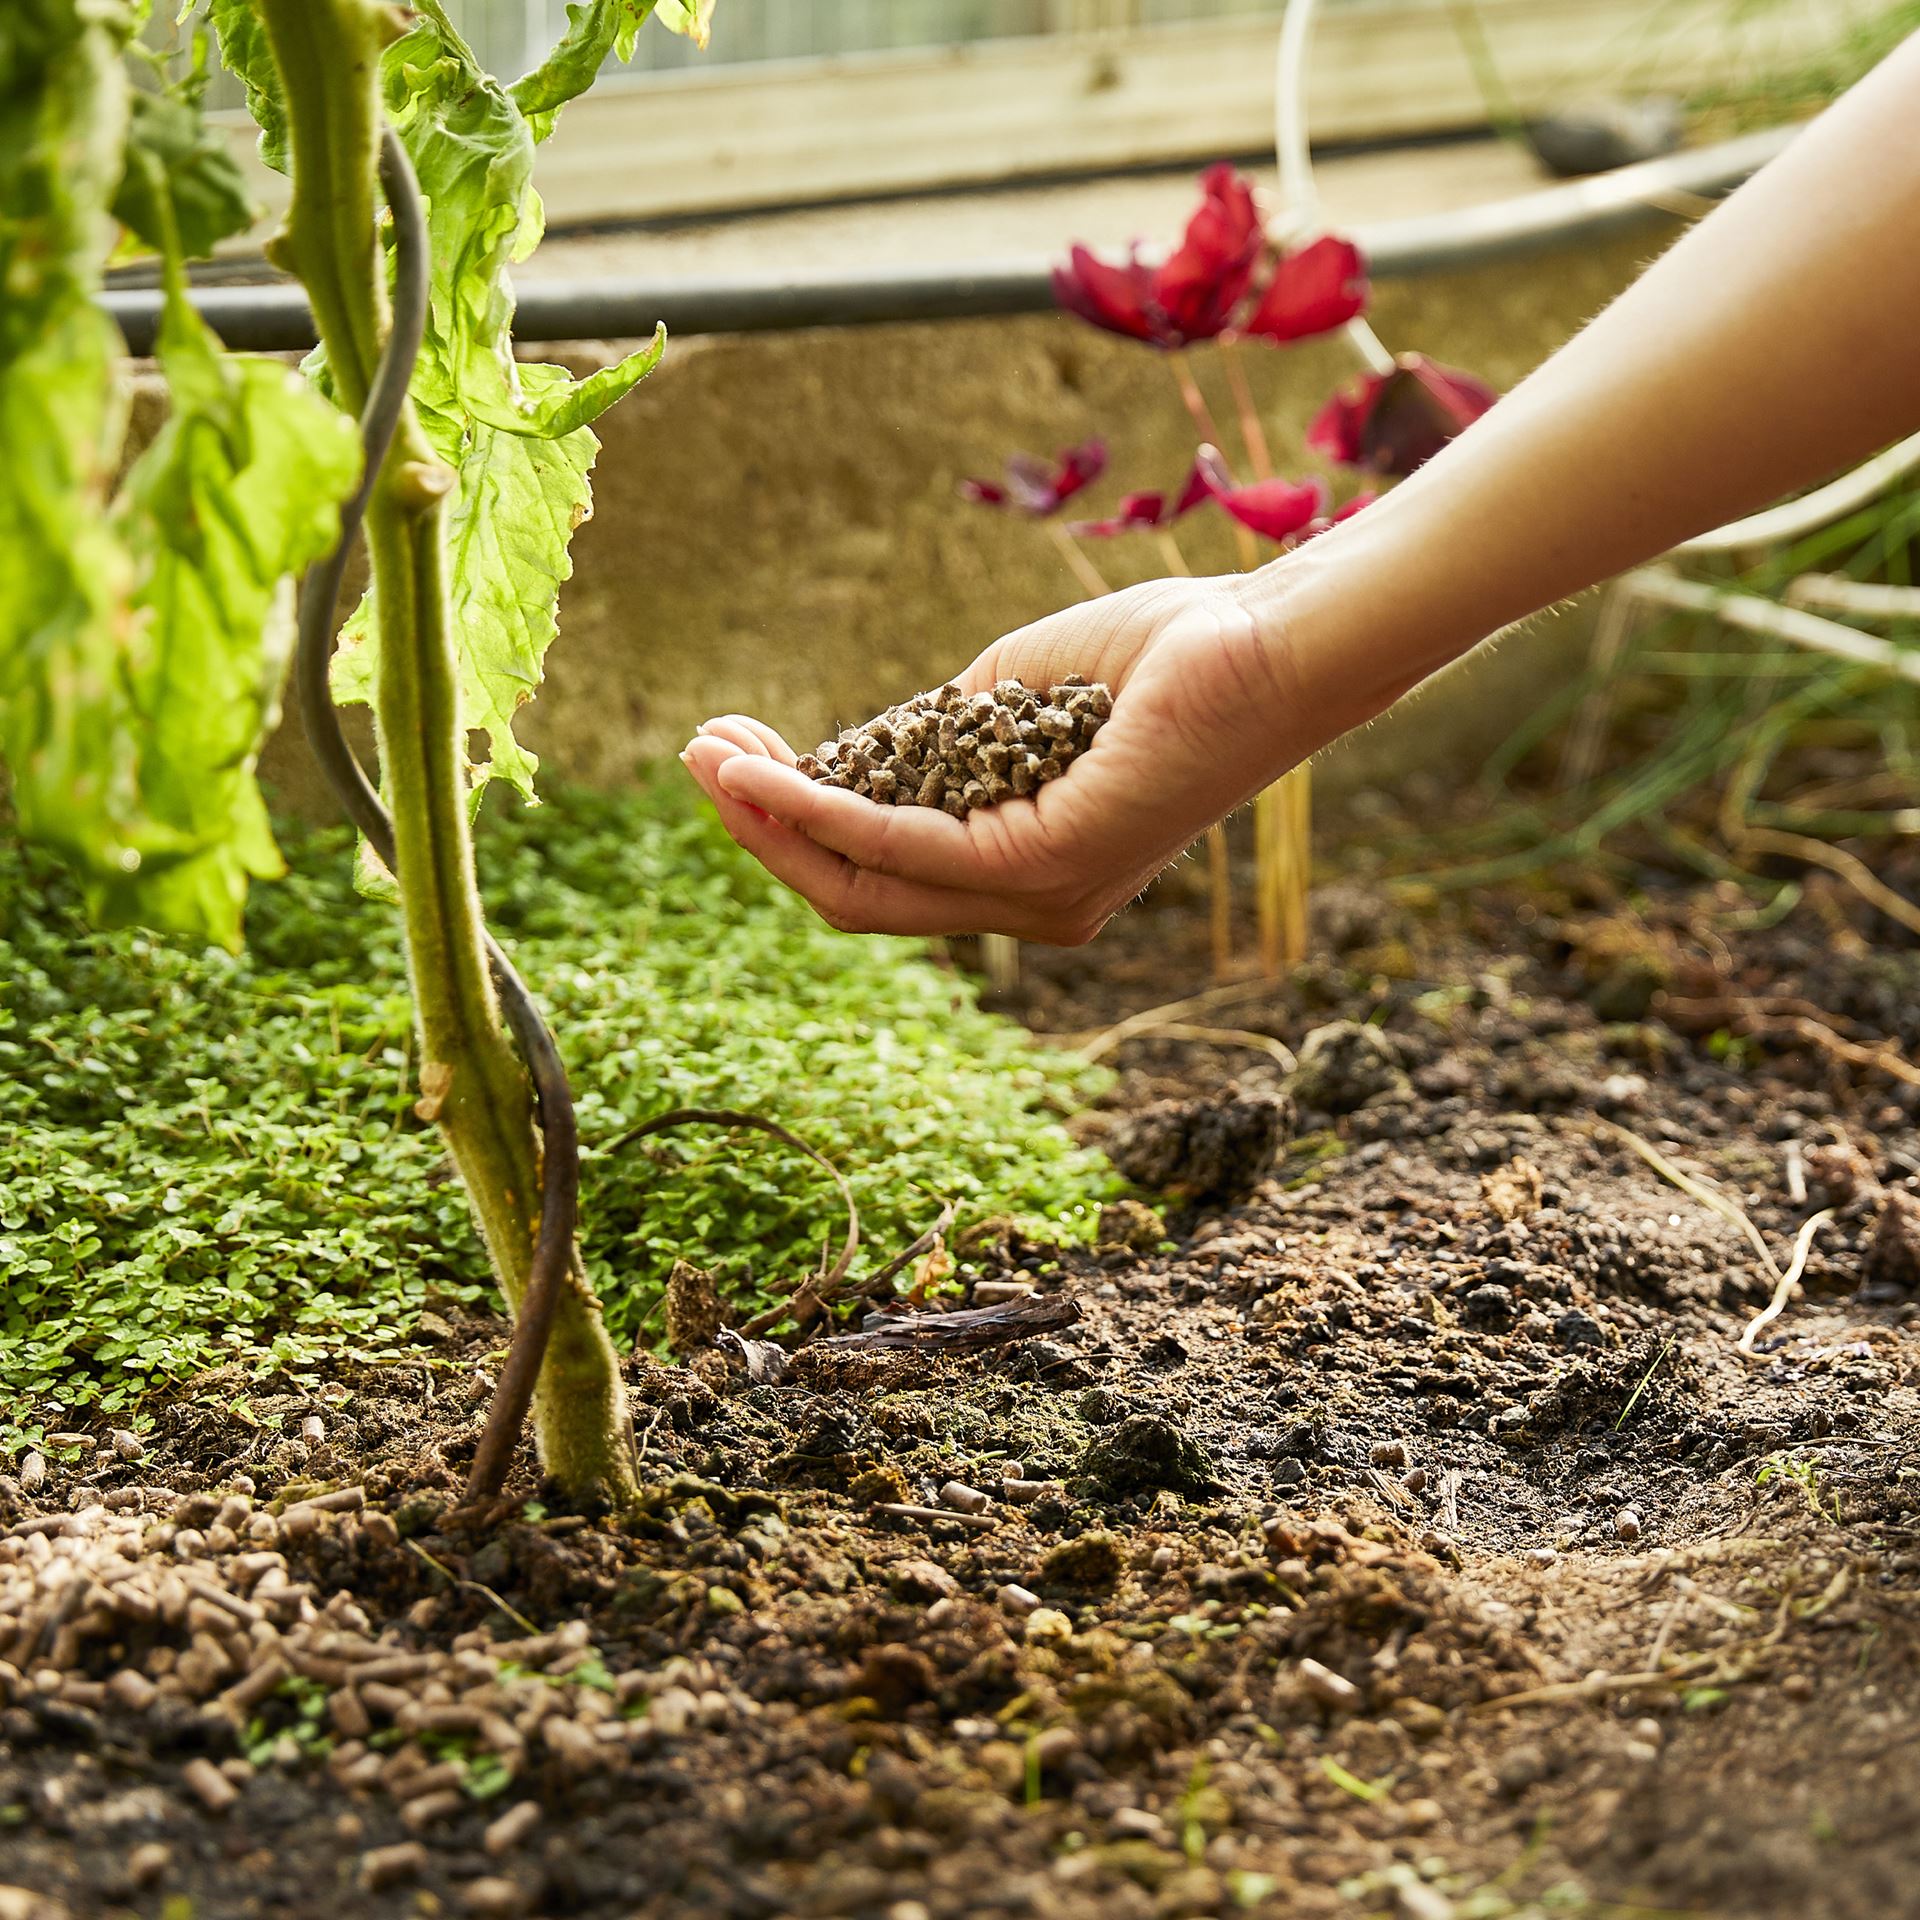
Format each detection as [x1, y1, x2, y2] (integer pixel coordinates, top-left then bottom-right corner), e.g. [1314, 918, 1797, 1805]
[264, 0, 633, 1506]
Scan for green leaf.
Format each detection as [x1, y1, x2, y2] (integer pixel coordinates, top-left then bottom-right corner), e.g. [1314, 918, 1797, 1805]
[0, 0, 142, 896]
[334, 366, 601, 800]
[207, 0, 288, 172]
[113, 83, 257, 258]
[509, 2, 659, 142]
[0, 0, 358, 948]
[320, 7, 667, 805]
[101, 290, 361, 942]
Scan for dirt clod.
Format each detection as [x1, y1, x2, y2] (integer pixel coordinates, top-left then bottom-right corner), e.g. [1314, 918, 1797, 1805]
[664, 1260, 724, 1356]
[1288, 1020, 1409, 1112]
[1077, 1413, 1219, 1497]
[1865, 1190, 1920, 1291]
[1103, 1085, 1295, 1199]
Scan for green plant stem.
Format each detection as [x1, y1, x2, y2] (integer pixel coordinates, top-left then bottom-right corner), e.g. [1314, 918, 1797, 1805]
[255, 0, 632, 1502]
[1218, 339, 1273, 480]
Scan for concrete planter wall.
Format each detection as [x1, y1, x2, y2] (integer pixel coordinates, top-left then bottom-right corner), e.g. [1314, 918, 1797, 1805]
[250, 218, 1676, 822]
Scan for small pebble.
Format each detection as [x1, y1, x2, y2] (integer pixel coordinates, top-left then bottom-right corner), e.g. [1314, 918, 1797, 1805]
[996, 1583, 1041, 1616]
[1369, 1440, 1408, 1468]
[301, 1416, 327, 1447]
[1615, 1508, 1643, 1542]
[1395, 1880, 1456, 1920]
[1297, 1657, 1361, 1711]
[1023, 1608, 1072, 1645]
[939, 1481, 989, 1514]
[17, 1453, 45, 1496]
[110, 1430, 144, 1462]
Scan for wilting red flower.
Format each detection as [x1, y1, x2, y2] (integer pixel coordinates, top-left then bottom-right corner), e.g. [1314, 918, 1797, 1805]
[1067, 458, 1213, 538]
[1052, 164, 1263, 350]
[1307, 355, 1496, 477]
[1194, 446, 1326, 543]
[961, 439, 1108, 515]
[1241, 235, 1369, 344]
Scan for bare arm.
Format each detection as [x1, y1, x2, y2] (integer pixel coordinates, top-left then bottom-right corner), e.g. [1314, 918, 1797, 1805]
[1262, 28, 1920, 755]
[683, 37, 1920, 941]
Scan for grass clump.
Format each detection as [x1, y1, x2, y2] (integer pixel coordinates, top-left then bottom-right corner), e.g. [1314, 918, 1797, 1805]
[0, 777, 1113, 1446]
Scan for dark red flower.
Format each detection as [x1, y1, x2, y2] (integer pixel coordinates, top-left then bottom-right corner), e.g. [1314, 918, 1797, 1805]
[1052, 164, 1263, 350]
[1241, 235, 1369, 344]
[1194, 446, 1326, 543]
[1307, 355, 1496, 477]
[961, 439, 1108, 515]
[1068, 457, 1212, 538]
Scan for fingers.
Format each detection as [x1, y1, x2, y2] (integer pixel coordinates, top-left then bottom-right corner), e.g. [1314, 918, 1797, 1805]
[681, 736, 1106, 940]
[712, 752, 1000, 891]
[699, 713, 797, 764]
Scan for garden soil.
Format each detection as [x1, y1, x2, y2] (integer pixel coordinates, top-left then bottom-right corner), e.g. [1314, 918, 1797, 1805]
[6, 844, 1920, 1920]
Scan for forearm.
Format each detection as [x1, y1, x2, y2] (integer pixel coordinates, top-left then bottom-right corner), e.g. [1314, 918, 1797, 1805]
[1253, 32, 1920, 749]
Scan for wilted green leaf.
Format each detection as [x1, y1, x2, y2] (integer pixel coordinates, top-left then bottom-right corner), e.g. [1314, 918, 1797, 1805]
[0, 0, 144, 902]
[206, 0, 288, 172]
[100, 285, 361, 941]
[0, 0, 357, 947]
[113, 83, 257, 257]
[509, 0, 658, 142]
[324, 6, 668, 804]
[655, 0, 715, 48]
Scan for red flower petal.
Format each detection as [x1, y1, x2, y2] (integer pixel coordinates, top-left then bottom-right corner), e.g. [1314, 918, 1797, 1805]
[1051, 245, 1165, 345]
[1242, 234, 1369, 344]
[1213, 476, 1327, 543]
[1052, 438, 1109, 505]
[1069, 490, 1169, 538]
[966, 439, 1110, 516]
[1155, 164, 1264, 346]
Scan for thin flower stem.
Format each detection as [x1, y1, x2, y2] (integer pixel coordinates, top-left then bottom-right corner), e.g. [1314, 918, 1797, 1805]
[1167, 349, 1226, 447]
[1047, 519, 1111, 598]
[1156, 530, 1191, 577]
[1207, 825, 1233, 977]
[1230, 520, 1260, 572]
[1344, 316, 1397, 376]
[1275, 0, 1399, 380]
[1219, 338, 1273, 480]
[1254, 786, 1281, 975]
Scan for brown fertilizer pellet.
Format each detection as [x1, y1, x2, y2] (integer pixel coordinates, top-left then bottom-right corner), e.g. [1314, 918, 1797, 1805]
[796, 675, 1112, 818]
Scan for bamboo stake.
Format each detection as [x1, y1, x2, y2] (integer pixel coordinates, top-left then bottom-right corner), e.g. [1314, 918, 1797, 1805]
[980, 932, 1022, 992]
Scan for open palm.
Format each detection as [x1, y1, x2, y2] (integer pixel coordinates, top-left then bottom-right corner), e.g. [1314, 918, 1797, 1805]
[680, 575, 1301, 943]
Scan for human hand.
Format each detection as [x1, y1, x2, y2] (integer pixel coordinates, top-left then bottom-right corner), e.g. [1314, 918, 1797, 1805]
[679, 574, 1306, 944]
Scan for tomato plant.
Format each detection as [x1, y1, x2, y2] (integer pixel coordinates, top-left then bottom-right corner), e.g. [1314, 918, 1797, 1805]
[1, 0, 717, 1504]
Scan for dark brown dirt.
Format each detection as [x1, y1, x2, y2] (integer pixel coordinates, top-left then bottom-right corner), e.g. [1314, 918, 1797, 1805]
[6, 841, 1920, 1920]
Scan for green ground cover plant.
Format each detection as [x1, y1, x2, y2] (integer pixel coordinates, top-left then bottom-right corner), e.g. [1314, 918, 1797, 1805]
[0, 778, 1113, 1455]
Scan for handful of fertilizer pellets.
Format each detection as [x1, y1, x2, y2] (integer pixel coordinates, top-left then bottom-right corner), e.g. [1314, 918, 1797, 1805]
[796, 675, 1113, 819]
